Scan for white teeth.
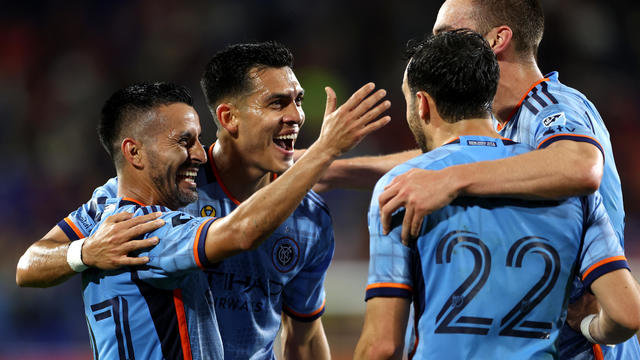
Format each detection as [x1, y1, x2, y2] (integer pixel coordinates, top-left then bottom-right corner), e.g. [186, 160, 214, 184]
[178, 170, 198, 178]
[274, 133, 297, 140]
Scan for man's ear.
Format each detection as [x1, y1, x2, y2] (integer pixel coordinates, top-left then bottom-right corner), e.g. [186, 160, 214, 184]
[485, 25, 513, 56]
[416, 91, 431, 125]
[122, 138, 144, 169]
[216, 103, 238, 136]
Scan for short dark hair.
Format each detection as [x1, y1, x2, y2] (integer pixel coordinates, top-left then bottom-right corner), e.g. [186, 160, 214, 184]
[472, 0, 544, 57]
[406, 29, 499, 123]
[200, 41, 294, 123]
[98, 82, 193, 163]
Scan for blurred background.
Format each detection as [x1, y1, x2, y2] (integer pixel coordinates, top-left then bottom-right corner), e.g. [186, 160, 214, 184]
[2, 0, 640, 358]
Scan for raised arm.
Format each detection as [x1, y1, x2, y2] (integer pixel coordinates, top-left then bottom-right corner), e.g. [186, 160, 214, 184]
[311, 149, 420, 193]
[16, 211, 164, 287]
[380, 140, 603, 241]
[203, 83, 391, 262]
[582, 268, 640, 344]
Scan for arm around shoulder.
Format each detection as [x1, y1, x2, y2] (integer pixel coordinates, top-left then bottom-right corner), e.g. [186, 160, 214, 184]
[16, 226, 75, 288]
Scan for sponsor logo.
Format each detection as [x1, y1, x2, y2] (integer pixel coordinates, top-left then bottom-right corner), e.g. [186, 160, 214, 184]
[272, 237, 299, 273]
[200, 205, 216, 217]
[542, 112, 566, 127]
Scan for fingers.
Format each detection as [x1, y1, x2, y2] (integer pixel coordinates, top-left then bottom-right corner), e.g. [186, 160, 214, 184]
[401, 206, 413, 245]
[117, 255, 151, 267]
[410, 212, 423, 240]
[344, 82, 376, 111]
[105, 211, 134, 223]
[379, 183, 401, 234]
[352, 89, 389, 121]
[118, 211, 162, 228]
[324, 86, 337, 116]
[125, 217, 165, 238]
[122, 237, 159, 253]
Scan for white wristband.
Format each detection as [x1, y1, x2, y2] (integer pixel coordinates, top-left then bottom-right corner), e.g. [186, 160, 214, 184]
[580, 314, 598, 344]
[67, 238, 89, 272]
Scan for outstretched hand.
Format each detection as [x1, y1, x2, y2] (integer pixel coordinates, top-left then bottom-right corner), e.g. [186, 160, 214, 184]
[315, 83, 391, 158]
[82, 211, 165, 270]
[379, 168, 459, 244]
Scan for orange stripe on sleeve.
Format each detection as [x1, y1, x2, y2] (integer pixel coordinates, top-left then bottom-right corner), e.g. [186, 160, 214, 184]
[582, 256, 627, 281]
[173, 289, 193, 360]
[537, 133, 604, 151]
[284, 299, 326, 318]
[365, 282, 413, 292]
[63, 217, 86, 239]
[192, 219, 213, 269]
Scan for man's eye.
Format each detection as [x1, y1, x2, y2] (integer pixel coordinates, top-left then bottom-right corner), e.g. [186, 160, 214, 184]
[296, 96, 304, 105]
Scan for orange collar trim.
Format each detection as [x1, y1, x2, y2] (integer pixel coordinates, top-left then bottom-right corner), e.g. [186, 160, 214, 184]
[497, 77, 550, 131]
[122, 197, 147, 207]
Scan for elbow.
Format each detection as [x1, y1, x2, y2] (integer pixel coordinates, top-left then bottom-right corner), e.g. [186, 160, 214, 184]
[572, 160, 602, 194]
[358, 340, 403, 360]
[15, 256, 31, 287]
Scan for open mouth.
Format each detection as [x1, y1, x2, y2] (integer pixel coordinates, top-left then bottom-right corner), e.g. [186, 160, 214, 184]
[273, 133, 297, 152]
[177, 168, 198, 186]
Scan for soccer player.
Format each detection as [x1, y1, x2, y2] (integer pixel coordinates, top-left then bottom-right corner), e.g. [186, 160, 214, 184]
[355, 29, 640, 360]
[323, 1, 636, 358]
[16, 42, 391, 359]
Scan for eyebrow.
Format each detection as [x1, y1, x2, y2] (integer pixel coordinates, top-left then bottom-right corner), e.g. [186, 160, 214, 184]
[264, 89, 305, 102]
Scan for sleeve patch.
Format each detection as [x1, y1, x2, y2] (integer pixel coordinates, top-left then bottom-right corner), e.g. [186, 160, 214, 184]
[542, 112, 566, 127]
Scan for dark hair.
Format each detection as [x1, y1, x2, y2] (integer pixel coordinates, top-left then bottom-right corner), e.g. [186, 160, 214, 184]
[98, 82, 193, 162]
[472, 0, 544, 57]
[200, 41, 294, 121]
[406, 29, 499, 123]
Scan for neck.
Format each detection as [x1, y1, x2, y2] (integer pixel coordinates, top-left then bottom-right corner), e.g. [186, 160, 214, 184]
[117, 171, 161, 207]
[493, 56, 544, 124]
[211, 141, 273, 203]
[432, 117, 499, 149]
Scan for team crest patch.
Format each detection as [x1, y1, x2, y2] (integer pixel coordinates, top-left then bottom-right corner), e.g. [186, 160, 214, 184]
[272, 237, 299, 273]
[542, 112, 566, 127]
[200, 205, 216, 217]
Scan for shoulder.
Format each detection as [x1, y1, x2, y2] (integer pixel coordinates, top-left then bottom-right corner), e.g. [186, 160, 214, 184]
[298, 190, 332, 222]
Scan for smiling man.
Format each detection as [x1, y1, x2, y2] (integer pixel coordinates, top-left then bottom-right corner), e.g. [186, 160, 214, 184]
[17, 42, 391, 359]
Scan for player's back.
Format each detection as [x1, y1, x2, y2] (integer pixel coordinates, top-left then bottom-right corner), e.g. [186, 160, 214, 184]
[368, 136, 616, 359]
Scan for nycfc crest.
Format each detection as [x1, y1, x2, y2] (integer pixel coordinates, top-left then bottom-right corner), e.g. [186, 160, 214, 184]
[200, 205, 216, 217]
[272, 237, 299, 273]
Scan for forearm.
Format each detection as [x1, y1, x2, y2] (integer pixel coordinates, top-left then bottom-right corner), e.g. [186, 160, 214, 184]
[16, 234, 75, 288]
[281, 316, 330, 360]
[454, 141, 602, 199]
[314, 149, 420, 192]
[205, 142, 335, 261]
[589, 310, 640, 344]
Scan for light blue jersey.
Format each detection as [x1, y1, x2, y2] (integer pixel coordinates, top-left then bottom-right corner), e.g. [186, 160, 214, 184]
[366, 136, 629, 359]
[59, 144, 334, 360]
[493, 72, 637, 359]
[67, 198, 223, 360]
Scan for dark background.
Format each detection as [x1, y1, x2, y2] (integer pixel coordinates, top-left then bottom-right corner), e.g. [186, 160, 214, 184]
[2, 1, 640, 358]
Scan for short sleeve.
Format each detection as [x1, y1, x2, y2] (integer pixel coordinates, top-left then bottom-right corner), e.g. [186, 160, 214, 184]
[532, 105, 604, 158]
[281, 216, 335, 322]
[57, 178, 118, 240]
[365, 175, 414, 301]
[579, 193, 629, 290]
[134, 209, 217, 289]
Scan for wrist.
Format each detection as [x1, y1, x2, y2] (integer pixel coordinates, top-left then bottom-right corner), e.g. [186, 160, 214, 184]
[447, 165, 468, 197]
[580, 314, 598, 344]
[67, 238, 89, 272]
